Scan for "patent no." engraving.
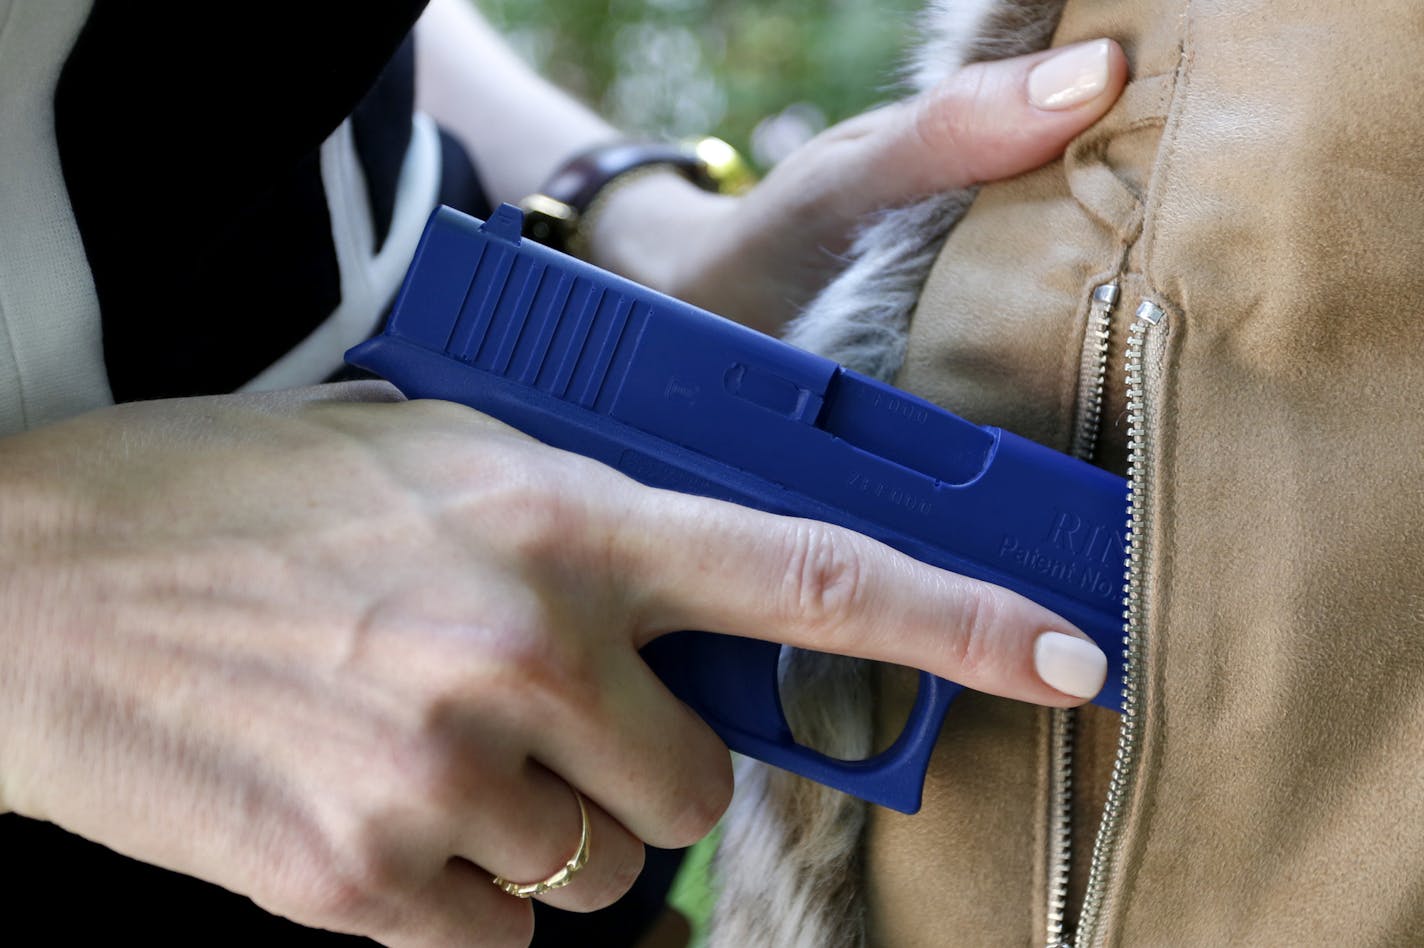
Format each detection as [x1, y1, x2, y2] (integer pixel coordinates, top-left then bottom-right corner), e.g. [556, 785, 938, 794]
[997, 535, 1118, 600]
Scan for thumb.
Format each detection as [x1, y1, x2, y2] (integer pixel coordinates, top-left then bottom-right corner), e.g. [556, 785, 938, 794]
[870, 38, 1128, 200]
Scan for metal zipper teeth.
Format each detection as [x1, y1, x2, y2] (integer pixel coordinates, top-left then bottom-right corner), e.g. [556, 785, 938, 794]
[1073, 299, 1166, 946]
[1046, 281, 1120, 948]
[1045, 706, 1075, 947]
[1069, 283, 1120, 461]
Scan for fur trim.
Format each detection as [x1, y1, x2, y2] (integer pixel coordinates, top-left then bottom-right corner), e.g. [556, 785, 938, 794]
[709, 2, 1067, 945]
[781, 194, 975, 383]
[908, 0, 1015, 91]
[708, 651, 875, 948]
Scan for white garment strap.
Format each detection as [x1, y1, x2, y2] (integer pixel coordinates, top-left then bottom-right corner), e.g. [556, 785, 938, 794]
[0, 0, 112, 436]
[239, 110, 442, 392]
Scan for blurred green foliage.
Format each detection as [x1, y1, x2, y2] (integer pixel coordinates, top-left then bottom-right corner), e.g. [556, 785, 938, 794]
[476, 0, 924, 169]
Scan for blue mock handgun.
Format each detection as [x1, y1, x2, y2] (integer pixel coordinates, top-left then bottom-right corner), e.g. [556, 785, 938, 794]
[347, 205, 1127, 814]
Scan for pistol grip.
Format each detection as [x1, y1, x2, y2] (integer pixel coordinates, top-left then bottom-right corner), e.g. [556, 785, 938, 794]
[640, 630, 960, 814]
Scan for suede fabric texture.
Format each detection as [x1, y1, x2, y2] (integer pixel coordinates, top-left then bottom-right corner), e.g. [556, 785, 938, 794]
[872, 0, 1424, 944]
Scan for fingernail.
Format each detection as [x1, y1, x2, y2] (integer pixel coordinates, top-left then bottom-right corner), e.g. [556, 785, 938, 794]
[1034, 631, 1107, 699]
[1028, 39, 1112, 110]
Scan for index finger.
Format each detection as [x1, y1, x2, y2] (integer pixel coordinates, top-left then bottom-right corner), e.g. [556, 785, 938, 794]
[617, 489, 1108, 706]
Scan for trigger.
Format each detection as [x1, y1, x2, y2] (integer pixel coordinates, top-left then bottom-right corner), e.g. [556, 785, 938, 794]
[639, 632, 792, 742]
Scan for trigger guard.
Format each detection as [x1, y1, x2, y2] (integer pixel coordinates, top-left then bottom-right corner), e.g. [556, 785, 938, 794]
[721, 668, 960, 814]
[640, 632, 962, 813]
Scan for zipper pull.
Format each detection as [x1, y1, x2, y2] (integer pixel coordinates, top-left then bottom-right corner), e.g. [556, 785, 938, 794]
[1134, 300, 1165, 325]
[1070, 282, 1121, 462]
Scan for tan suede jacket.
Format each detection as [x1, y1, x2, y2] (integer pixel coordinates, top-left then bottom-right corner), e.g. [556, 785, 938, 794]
[864, 0, 1424, 945]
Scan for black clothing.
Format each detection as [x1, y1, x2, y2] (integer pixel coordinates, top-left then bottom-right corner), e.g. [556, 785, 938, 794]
[52, 0, 486, 401]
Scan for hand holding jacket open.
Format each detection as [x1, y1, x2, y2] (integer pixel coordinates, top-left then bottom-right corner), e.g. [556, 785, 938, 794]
[588, 39, 1128, 333]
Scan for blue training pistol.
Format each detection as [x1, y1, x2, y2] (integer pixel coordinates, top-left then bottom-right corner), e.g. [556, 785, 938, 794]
[346, 204, 1127, 814]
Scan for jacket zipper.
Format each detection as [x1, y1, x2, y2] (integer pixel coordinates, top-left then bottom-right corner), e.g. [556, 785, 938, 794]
[1045, 707, 1075, 947]
[1046, 281, 1120, 947]
[1068, 283, 1120, 462]
[1072, 299, 1167, 946]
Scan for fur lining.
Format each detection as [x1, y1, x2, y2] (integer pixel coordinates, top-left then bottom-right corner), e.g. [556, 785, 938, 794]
[709, 2, 1066, 944]
[780, 194, 975, 383]
[708, 650, 875, 948]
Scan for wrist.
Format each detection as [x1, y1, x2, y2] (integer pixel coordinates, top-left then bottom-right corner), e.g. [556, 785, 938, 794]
[588, 175, 799, 336]
[518, 137, 754, 278]
[583, 170, 736, 299]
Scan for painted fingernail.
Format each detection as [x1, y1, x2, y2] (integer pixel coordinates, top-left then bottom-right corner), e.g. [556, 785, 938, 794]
[1034, 631, 1107, 699]
[1028, 39, 1112, 110]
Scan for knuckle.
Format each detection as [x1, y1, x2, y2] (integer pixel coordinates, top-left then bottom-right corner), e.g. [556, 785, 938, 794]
[914, 64, 1000, 173]
[248, 807, 396, 933]
[947, 581, 1003, 683]
[496, 473, 587, 566]
[916, 69, 981, 148]
[490, 455, 623, 574]
[342, 827, 408, 897]
[475, 618, 600, 722]
[561, 838, 646, 911]
[295, 839, 400, 931]
[600, 846, 647, 905]
[303, 874, 380, 930]
[669, 797, 726, 848]
[669, 754, 733, 845]
[399, 590, 600, 731]
[390, 731, 475, 812]
[782, 522, 868, 639]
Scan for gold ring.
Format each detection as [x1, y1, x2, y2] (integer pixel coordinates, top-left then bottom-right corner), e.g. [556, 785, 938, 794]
[491, 788, 591, 898]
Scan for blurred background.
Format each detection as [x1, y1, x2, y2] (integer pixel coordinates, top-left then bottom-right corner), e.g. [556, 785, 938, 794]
[478, 0, 925, 171]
